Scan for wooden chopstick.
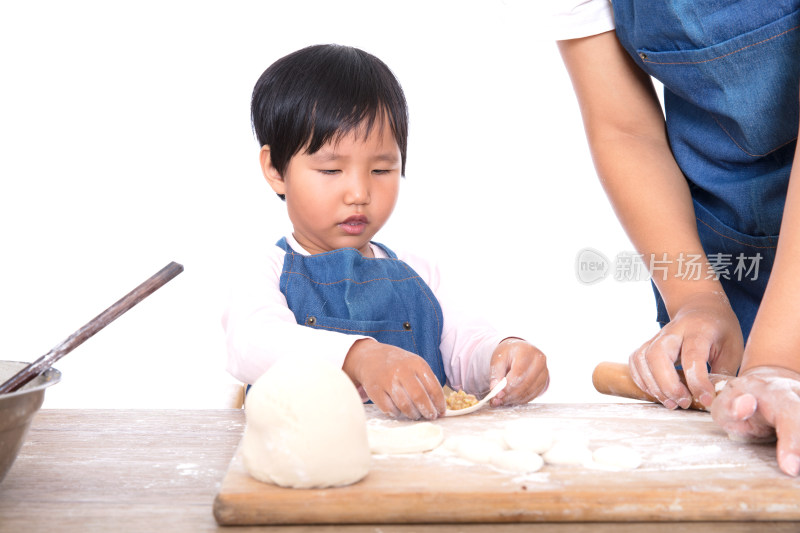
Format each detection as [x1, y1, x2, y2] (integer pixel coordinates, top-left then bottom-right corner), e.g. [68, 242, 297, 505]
[0, 261, 184, 395]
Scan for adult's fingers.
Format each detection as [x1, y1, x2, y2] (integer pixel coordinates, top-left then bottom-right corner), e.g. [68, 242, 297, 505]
[714, 388, 800, 476]
[680, 334, 715, 409]
[628, 346, 648, 394]
[711, 389, 767, 439]
[629, 336, 678, 409]
[647, 332, 691, 409]
[711, 386, 773, 439]
[726, 376, 800, 476]
[709, 348, 743, 377]
[774, 407, 800, 476]
[629, 342, 657, 397]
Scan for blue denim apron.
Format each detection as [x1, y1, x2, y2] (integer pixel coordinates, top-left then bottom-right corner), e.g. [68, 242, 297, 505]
[612, 0, 800, 341]
[276, 237, 447, 385]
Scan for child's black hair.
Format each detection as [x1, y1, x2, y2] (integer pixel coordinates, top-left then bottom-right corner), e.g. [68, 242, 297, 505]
[251, 44, 408, 200]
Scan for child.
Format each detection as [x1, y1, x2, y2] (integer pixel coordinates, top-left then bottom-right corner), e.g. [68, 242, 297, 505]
[223, 44, 549, 419]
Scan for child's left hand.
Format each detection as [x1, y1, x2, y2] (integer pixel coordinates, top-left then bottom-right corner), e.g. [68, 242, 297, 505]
[488, 338, 549, 407]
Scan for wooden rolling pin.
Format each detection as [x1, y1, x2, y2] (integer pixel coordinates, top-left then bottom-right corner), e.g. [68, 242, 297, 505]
[592, 361, 729, 411]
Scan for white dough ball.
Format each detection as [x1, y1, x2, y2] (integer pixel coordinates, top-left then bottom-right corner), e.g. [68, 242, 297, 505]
[591, 445, 642, 470]
[503, 419, 555, 454]
[242, 357, 370, 489]
[542, 438, 593, 466]
[490, 449, 544, 473]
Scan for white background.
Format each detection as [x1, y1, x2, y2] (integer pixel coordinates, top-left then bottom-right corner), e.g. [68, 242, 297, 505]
[1, 1, 658, 408]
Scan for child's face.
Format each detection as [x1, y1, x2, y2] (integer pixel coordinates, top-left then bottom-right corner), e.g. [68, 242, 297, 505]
[265, 120, 401, 257]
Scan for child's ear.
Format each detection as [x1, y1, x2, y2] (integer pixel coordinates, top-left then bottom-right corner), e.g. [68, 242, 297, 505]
[260, 145, 286, 196]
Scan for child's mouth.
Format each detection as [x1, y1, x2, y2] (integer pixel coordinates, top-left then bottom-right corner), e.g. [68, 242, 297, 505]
[339, 215, 368, 235]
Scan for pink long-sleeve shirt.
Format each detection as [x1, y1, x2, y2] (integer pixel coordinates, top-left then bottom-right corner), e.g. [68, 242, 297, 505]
[223, 235, 509, 396]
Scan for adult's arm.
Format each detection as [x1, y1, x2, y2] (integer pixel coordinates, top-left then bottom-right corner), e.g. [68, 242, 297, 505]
[712, 90, 800, 476]
[741, 96, 800, 375]
[558, 31, 743, 409]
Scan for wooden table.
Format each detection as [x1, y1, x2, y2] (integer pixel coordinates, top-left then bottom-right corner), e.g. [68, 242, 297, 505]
[0, 408, 797, 532]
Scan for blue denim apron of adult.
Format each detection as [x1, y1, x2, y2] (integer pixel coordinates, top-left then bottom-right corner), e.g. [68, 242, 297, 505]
[276, 237, 447, 385]
[612, 0, 800, 341]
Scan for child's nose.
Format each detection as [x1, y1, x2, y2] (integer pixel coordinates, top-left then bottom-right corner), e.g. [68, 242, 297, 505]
[343, 171, 370, 205]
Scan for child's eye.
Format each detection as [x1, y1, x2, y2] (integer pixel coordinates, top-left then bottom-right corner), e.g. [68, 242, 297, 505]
[318, 169, 340, 175]
[372, 169, 391, 175]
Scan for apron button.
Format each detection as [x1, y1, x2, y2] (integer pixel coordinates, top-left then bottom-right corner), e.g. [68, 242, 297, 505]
[306, 316, 316, 326]
[403, 321, 411, 331]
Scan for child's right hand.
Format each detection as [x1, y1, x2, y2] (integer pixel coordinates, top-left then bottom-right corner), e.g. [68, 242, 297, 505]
[629, 291, 743, 410]
[343, 338, 446, 420]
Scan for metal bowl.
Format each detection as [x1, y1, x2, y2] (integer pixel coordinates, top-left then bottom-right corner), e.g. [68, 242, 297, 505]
[0, 361, 61, 483]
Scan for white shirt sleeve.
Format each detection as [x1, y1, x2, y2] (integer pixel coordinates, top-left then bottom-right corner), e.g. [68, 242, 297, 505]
[551, 0, 615, 40]
[222, 241, 369, 386]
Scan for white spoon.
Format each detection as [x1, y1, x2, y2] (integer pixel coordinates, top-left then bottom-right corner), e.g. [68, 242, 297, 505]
[444, 377, 508, 417]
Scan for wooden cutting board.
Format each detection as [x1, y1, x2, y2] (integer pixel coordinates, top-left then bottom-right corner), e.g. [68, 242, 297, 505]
[213, 403, 800, 525]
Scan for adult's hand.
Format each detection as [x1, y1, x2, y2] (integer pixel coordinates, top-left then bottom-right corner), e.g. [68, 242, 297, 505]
[711, 366, 800, 476]
[629, 291, 743, 410]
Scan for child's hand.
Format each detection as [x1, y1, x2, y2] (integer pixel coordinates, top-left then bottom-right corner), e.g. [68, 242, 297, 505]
[628, 291, 743, 410]
[343, 338, 446, 420]
[488, 338, 549, 407]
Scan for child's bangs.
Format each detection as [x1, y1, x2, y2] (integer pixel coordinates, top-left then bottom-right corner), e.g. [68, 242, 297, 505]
[303, 103, 398, 155]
